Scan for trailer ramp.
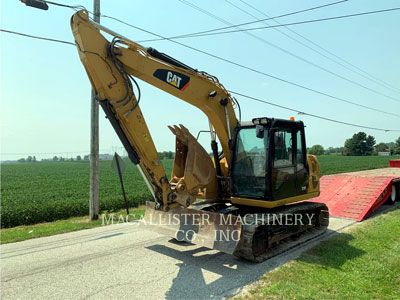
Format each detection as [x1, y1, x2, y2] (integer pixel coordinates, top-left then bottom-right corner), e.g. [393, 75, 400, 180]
[311, 167, 400, 221]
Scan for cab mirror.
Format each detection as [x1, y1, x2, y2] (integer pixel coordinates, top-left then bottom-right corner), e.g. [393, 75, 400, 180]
[256, 125, 264, 138]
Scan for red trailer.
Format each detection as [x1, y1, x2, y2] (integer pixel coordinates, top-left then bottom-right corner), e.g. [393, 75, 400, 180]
[310, 160, 400, 221]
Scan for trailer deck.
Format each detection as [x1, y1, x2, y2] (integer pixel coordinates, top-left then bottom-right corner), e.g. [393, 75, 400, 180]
[310, 162, 400, 221]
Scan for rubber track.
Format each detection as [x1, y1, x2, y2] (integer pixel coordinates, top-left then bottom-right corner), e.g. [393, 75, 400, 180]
[233, 202, 329, 262]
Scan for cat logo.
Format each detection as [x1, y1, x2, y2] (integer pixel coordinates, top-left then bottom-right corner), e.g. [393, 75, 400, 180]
[153, 69, 190, 91]
[166, 72, 182, 88]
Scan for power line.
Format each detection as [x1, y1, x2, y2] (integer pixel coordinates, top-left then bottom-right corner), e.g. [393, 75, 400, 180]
[135, 0, 400, 93]
[233, 0, 400, 95]
[139, 6, 400, 42]
[172, 0, 348, 38]
[8, 6, 398, 106]
[237, 0, 400, 94]
[176, 1, 400, 105]
[3, 26, 398, 118]
[100, 15, 400, 129]
[16, 0, 400, 103]
[168, 0, 347, 43]
[229, 90, 400, 132]
[101, 15, 400, 116]
[4, 13, 399, 132]
[0, 29, 76, 46]
[138, 0, 347, 42]
[191, 7, 400, 38]
[16, 1, 397, 109]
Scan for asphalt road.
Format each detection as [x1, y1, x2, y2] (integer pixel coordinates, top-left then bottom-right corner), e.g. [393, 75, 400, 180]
[1, 204, 396, 300]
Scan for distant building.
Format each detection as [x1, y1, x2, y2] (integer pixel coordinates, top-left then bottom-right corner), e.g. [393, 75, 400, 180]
[378, 152, 391, 156]
[99, 154, 113, 160]
[0, 160, 18, 164]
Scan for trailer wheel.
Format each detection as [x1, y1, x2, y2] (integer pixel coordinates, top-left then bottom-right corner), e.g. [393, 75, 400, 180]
[386, 183, 399, 205]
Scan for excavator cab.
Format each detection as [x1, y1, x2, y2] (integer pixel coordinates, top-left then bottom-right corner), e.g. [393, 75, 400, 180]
[230, 118, 309, 204]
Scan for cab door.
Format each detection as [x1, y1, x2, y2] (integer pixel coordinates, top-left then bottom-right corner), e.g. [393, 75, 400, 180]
[269, 125, 309, 200]
[270, 128, 297, 200]
[294, 129, 309, 196]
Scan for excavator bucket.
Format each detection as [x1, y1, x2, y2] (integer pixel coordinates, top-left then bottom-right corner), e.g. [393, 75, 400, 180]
[143, 202, 242, 254]
[168, 124, 216, 195]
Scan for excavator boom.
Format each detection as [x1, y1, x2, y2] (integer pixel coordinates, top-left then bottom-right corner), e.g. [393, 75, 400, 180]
[71, 10, 237, 208]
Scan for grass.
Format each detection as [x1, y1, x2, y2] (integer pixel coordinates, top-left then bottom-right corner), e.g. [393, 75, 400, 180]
[237, 207, 400, 300]
[317, 155, 399, 176]
[0, 206, 145, 244]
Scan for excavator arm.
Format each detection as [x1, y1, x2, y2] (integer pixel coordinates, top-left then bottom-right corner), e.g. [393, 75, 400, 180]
[71, 10, 238, 210]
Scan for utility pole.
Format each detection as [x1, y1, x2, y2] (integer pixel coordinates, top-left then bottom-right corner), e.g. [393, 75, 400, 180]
[90, 0, 100, 220]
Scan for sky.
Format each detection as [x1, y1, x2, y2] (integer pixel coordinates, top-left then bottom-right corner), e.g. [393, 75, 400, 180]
[1, 0, 400, 161]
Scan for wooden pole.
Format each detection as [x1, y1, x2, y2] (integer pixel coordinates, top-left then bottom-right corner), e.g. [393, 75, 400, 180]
[90, 0, 100, 220]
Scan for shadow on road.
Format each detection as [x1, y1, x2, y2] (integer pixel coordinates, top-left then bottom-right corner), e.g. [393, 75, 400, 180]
[146, 243, 256, 300]
[146, 223, 368, 299]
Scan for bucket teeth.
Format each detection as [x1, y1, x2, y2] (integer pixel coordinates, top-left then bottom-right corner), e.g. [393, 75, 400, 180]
[168, 124, 191, 144]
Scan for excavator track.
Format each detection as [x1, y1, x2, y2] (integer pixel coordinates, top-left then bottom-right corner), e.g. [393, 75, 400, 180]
[233, 202, 329, 262]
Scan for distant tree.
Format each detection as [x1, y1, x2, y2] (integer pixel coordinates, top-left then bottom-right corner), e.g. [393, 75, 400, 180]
[26, 156, 33, 162]
[18, 158, 26, 163]
[394, 137, 400, 154]
[326, 147, 334, 154]
[32, 156, 37, 162]
[157, 151, 174, 159]
[76, 155, 82, 161]
[59, 156, 65, 161]
[83, 155, 89, 161]
[325, 147, 344, 154]
[384, 142, 394, 154]
[308, 145, 325, 155]
[366, 135, 376, 154]
[375, 143, 389, 153]
[53, 156, 59, 161]
[344, 132, 376, 156]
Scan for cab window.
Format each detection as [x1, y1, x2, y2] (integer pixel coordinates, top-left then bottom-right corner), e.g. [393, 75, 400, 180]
[273, 130, 293, 167]
[271, 129, 295, 199]
[231, 127, 267, 198]
[296, 130, 305, 170]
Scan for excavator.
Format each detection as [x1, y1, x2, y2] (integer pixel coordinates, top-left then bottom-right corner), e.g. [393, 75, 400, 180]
[71, 10, 329, 262]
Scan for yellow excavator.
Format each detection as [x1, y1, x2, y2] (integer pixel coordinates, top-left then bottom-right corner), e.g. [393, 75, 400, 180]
[71, 10, 328, 262]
